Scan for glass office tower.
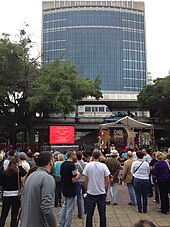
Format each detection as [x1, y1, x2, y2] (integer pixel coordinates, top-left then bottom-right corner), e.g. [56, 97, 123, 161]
[42, 0, 146, 92]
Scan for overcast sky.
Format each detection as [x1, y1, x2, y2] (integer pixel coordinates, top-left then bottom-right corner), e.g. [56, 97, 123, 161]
[0, 0, 170, 79]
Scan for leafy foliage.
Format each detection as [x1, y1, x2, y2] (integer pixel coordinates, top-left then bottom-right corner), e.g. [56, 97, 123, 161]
[0, 30, 102, 148]
[28, 59, 102, 115]
[138, 76, 170, 119]
[0, 31, 40, 145]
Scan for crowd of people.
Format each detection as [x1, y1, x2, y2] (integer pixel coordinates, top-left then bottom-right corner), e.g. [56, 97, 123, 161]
[0, 145, 169, 226]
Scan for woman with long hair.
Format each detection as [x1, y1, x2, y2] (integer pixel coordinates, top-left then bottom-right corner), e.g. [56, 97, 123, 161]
[0, 158, 26, 227]
[154, 151, 170, 214]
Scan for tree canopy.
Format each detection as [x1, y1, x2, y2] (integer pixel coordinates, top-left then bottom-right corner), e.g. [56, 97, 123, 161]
[0, 30, 102, 149]
[138, 76, 170, 119]
[28, 59, 102, 115]
[0, 31, 40, 146]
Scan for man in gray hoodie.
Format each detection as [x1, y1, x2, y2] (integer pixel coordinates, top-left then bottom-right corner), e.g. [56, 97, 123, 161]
[20, 151, 57, 227]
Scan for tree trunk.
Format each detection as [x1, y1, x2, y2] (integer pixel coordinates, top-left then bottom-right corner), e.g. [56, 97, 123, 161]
[27, 118, 35, 152]
[28, 126, 35, 152]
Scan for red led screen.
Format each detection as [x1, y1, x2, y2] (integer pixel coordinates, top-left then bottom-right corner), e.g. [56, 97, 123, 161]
[49, 126, 75, 144]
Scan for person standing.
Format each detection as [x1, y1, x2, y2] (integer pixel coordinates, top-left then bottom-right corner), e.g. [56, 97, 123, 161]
[20, 151, 57, 227]
[26, 151, 36, 168]
[142, 149, 153, 197]
[142, 149, 152, 164]
[0, 158, 26, 227]
[83, 149, 110, 227]
[3, 150, 15, 170]
[18, 152, 30, 173]
[131, 151, 150, 213]
[105, 149, 121, 205]
[122, 151, 137, 206]
[75, 151, 87, 218]
[58, 150, 80, 227]
[53, 154, 64, 207]
[150, 152, 159, 203]
[154, 152, 170, 214]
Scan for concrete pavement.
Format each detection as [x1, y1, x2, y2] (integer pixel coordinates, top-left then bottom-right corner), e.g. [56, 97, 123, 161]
[3, 184, 170, 226]
[68, 184, 170, 227]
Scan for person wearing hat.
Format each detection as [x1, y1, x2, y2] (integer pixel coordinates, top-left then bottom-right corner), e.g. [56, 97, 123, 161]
[105, 149, 122, 205]
[18, 152, 30, 173]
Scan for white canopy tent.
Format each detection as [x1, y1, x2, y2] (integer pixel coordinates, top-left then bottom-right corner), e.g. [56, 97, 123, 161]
[99, 116, 154, 151]
[100, 116, 153, 129]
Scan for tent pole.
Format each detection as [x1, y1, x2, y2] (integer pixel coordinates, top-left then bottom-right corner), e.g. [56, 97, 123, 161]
[152, 125, 156, 152]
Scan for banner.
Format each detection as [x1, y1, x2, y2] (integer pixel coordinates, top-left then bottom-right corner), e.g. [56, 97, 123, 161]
[109, 127, 128, 150]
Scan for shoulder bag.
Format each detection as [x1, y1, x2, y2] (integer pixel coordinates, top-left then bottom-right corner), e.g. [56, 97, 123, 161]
[17, 167, 23, 201]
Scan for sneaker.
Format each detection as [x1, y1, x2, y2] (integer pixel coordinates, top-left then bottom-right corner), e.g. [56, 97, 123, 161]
[137, 210, 142, 213]
[159, 210, 167, 214]
[128, 202, 136, 206]
[106, 201, 111, 205]
[147, 194, 153, 197]
[78, 215, 82, 219]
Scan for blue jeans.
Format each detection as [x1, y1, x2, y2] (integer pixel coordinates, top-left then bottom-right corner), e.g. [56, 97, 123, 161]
[127, 183, 136, 205]
[86, 193, 106, 227]
[76, 182, 87, 217]
[58, 196, 76, 227]
[133, 178, 149, 212]
[55, 181, 62, 206]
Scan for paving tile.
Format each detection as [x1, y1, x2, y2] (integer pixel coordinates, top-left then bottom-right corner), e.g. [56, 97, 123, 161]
[2, 184, 170, 226]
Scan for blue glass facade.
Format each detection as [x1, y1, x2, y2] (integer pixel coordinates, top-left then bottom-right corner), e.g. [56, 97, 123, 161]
[43, 6, 146, 92]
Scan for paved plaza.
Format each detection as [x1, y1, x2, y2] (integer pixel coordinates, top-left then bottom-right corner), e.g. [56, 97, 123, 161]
[3, 184, 170, 227]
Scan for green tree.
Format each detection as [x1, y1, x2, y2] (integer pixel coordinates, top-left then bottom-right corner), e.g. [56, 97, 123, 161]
[28, 59, 102, 116]
[138, 76, 170, 119]
[0, 31, 40, 148]
[0, 31, 102, 150]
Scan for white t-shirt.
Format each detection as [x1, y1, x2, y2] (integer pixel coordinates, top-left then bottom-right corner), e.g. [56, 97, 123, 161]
[83, 161, 110, 195]
[131, 160, 150, 179]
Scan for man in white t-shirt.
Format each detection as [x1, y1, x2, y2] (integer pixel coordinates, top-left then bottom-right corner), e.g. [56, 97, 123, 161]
[83, 149, 110, 227]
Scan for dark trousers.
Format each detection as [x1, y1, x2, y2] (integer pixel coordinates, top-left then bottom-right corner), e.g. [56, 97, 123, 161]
[158, 180, 169, 213]
[147, 174, 153, 195]
[152, 175, 160, 203]
[0, 196, 20, 227]
[133, 178, 149, 213]
[86, 193, 106, 227]
[55, 181, 62, 206]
